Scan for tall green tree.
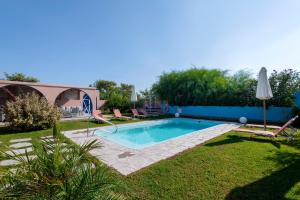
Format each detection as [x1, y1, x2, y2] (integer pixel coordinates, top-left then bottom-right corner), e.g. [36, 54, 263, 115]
[152, 68, 300, 107]
[93, 80, 133, 112]
[152, 68, 229, 106]
[269, 69, 300, 107]
[94, 80, 117, 99]
[4, 72, 39, 82]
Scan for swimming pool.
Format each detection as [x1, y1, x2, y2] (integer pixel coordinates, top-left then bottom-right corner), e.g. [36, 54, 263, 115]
[95, 118, 222, 149]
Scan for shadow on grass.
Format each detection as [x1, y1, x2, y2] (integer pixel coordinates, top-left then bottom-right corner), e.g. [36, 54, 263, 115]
[0, 120, 103, 135]
[204, 135, 244, 146]
[0, 125, 53, 135]
[0, 126, 20, 135]
[285, 136, 300, 150]
[204, 132, 300, 199]
[225, 152, 300, 200]
[205, 135, 282, 149]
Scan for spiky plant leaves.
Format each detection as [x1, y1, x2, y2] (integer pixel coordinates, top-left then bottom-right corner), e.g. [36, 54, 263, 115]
[0, 137, 123, 200]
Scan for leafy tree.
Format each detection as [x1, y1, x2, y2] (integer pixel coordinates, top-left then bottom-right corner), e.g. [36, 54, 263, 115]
[93, 80, 133, 112]
[4, 72, 39, 82]
[269, 69, 300, 107]
[119, 83, 133, 98]
[0, 138, 123, 199]
[152, 68, 229, 106]
[94, 80, 117, 99]
[226, 70, 259, 106]
[152, 68, 300, 107]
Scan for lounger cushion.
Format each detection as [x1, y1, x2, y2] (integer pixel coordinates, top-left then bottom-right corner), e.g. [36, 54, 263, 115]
[235, 128, 275, 137]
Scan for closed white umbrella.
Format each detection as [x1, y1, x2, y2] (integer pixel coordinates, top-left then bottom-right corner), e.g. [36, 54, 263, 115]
[256, 67, 273, 130]
[131, 86, 138, 108]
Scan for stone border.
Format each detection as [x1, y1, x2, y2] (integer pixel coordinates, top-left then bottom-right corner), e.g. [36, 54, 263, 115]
[63, 119, 240, 175]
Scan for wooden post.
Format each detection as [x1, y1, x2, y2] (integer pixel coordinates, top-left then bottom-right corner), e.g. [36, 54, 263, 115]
[263, 100, 267, 130]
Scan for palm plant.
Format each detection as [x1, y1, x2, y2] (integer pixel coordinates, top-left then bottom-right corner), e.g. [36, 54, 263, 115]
[0, 136, 123, 200]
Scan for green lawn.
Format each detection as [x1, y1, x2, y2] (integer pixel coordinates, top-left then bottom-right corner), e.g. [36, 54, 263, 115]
[1, 120, 300, 200]
[0, 119, 143, 142]
[0, 119, 143, 172]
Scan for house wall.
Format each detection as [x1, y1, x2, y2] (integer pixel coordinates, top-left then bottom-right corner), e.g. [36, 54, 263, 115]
[0, 80, 100, 111]
[55, 90, 84, 108]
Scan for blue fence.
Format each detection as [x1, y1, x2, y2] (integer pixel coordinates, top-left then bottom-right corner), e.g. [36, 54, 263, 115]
[168, 105, 292, 123]
[296, 92, 300, 108]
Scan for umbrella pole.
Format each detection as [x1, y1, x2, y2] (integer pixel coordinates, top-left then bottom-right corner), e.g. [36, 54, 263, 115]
[263, 100, 266, 130]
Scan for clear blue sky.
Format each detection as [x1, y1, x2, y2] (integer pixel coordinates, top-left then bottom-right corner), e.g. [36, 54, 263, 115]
[1, 0, 300, 90]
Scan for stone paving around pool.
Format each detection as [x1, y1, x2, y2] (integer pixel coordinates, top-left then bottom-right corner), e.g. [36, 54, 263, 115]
[63, 120, 240, 176]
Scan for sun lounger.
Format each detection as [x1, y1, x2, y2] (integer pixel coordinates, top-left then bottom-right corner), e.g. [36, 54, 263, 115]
[113, 109, 131, 120]
[92, 110, 108, 122]
[131, 109, 146, 118]
[140, 109, 159, 117]
[235, 115, 299, 141]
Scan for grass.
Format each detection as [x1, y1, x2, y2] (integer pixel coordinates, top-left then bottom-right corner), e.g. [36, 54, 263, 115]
[1, 119, 300, 200]
[117, 132, 300, 200]
[0, 119, 143, 172]
[0, 118, 142, 140]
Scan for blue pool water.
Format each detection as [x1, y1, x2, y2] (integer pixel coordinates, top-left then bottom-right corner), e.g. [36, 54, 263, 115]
[95, 118, 222, 149]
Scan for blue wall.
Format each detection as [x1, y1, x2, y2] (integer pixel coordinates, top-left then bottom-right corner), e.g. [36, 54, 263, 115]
[168, 105, 292, 123]
[296, 92, 300, 108]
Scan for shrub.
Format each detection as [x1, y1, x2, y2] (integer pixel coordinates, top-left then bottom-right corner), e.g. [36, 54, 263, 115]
[0, 138, 123, 199]
[4, 72, 39, 82]
[4, 92, 61, 131]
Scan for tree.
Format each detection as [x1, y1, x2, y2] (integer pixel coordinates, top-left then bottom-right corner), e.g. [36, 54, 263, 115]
[119, 83, 133, 98]
[152, 68, 300, 107]
[152, 68, 230, 106]
[93, 80, 133, 112]
[226, 70, 259, 106]
[269, 69, 300, 107]
[4, 72, 39, 82]
[94, 80, 117, 99]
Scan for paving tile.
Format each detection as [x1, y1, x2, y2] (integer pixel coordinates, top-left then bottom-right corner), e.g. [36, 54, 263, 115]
[9, 142, 32, 149]
[0, 159, 19, 166]
[20, 155, 37, 160]
[5, 147, 33, 156]
[45, 138, 54, 142]
[0, 155, 37, 167]
[41, 135, 53, 139]
[10, 138, 31, 143]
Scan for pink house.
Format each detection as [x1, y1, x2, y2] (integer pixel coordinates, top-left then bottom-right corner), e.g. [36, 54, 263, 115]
[0, 80, 100, 119]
